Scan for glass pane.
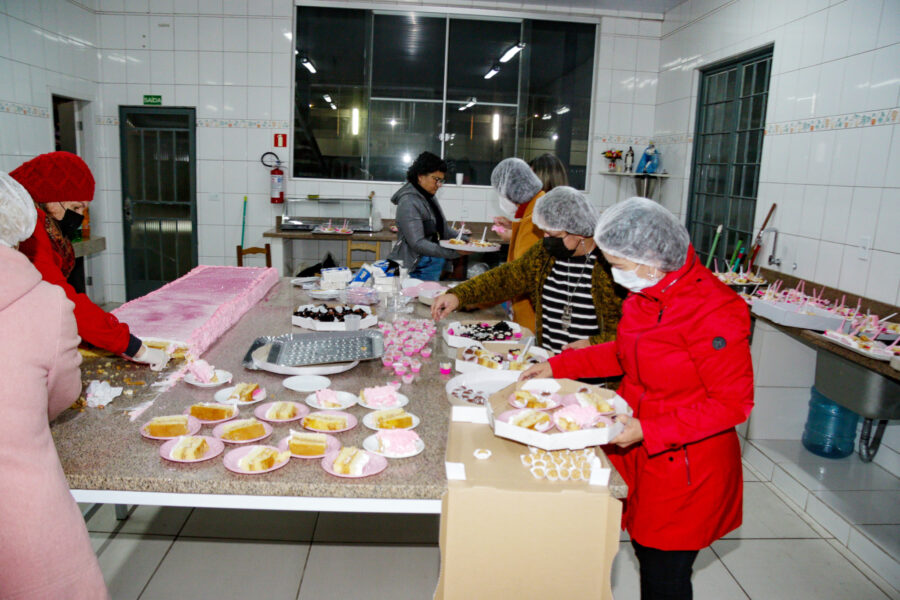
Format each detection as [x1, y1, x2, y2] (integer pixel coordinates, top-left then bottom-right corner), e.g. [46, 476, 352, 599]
[367, 100, 441, 181]
[742, 165, 757, 197]
[175, 131, 190, 203]
[738, 97, 751, 130]
[372, 14, 445, 100]
[447, 18, 520, 105]
[750, 94, 765, 128]
[445, 105, 517, 185]
[726, 68, 737, 100]
[144, 132, 160, 202]
[754, 59, 770, 94]
[294, 6, 368, 178]
[742, 63, 754, 96]
[521, 19, 595, 190]
[732, 165, 743, 195]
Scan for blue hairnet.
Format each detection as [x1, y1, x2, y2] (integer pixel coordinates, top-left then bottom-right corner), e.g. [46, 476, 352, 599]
[0, 171, 37, 247]
[594, 197, 689, 271]
[490, 158, 543, 205]
[531, 186, 601, 237]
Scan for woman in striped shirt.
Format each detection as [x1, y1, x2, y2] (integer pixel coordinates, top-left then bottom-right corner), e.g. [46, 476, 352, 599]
[431, 187, 623, 353]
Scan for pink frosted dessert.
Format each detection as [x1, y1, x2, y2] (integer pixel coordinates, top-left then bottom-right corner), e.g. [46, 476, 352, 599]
[553, 405, 602, 431]
[361, 385, 399, 407]
[315, 389, 342, 408]
[187, 359, 215, 383]
[376, 430, 420, 456]
[112, 265, 278, 358]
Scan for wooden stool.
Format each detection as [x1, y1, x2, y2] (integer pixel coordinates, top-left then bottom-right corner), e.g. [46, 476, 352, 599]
[347, 240, 380, 268]
[236, 243, 272, 267]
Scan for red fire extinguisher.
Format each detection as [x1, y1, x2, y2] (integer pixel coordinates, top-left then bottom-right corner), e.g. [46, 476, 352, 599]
[261, 152, 284, 204]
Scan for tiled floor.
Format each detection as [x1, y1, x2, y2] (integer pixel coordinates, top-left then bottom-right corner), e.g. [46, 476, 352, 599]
[82, 457, 899, 600]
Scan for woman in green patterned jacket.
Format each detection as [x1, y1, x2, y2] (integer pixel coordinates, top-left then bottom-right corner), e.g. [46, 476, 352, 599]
[431, 187, 624, 353]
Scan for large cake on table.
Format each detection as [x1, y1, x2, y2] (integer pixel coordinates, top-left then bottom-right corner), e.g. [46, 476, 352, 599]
[112, 265, 279, 357]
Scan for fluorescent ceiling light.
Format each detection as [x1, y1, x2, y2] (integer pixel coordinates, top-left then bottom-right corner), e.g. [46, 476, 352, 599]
[323, 94, 332, 102]
[541, 114, 552, 120]
[458, 97, 477, 111]
[389, 118, 397, 127]
[551, 133, 559, 141]
[330, 103, 337, 110]
[402, 152, 412, 165]
[351, 108, 360, 135]
[484, 64, 500, 80]
[300, 55, 317, 74]
[499, 42, 525, 63]
[492, 113, 500, 141]
[555, 106, 570, 115]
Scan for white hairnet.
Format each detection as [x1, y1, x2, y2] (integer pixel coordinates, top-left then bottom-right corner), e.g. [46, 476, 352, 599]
[531, 186, 601, 237]
[0, 171, 37, 247]
[490, 158, 543, 205]
[594, 197, 690, 271]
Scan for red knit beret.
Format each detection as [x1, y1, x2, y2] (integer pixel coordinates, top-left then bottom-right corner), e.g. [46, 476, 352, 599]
[10, 151, 95, 205]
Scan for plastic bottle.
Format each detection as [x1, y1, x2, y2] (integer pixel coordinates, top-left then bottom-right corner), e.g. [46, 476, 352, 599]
[801, 387, 859, 459]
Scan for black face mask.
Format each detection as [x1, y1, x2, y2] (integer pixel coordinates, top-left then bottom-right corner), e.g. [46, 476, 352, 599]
[57, 209, 84, 239]
[543, 236, 576, 260]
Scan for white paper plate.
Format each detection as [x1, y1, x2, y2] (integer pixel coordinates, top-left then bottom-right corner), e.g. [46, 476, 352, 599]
[363, 433, 425, 458]
[362, 411, 420, 431]
[215, 385, 267, 405]
[184, 369, 232, 388]
[308, 289, 341, 300]
[304, 390, 359, 410]
[357, 392, 409, 411]
[282, 375, 331, 393]
[291, 277, 319, 286]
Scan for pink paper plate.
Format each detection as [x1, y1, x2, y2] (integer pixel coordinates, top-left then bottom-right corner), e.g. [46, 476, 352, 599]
[223, 445, 290, 474]
[320, 449, 388, 478]
[159, 435, 225, 463]
[254, 401, 309, 423]
[212, 420, 273, 444]
[558, 393, 616, 415]
[140, 416, 202, 440]
[507, 392, 561, 411]
[182, 405, 238, 425]
[497, 409, 555, 433]
[277, 433, 341, 459]
[301, 410, 358, 433]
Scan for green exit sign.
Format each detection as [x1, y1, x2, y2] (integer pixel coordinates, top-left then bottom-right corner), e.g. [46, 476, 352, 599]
[143, 95, 162, 106]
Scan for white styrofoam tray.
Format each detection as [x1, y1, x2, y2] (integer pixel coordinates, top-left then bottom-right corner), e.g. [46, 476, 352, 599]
[750, 299, 845, 331]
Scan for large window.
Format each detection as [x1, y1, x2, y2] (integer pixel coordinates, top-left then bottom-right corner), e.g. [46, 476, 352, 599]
[687, 48, 773, 267]
[293, 7, 596, 188]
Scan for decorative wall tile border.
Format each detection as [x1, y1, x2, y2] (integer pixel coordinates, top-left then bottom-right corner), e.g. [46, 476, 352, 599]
[594, 133, 693, 145]
[95, 117, 289, 129]
[197, 119, 290, 129]
[0, 101, 51, 119]
[765, 108, 898, 135]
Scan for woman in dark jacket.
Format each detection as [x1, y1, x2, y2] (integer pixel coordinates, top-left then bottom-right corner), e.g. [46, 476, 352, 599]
[387, 151, 465, 281]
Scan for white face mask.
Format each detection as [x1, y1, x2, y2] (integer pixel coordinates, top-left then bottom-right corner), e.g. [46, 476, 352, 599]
[498, 195, 518, 217]
[611, 266, 661, 292]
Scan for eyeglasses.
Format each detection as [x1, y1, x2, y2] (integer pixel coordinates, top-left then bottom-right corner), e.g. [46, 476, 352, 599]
[430, 175, 446, 185]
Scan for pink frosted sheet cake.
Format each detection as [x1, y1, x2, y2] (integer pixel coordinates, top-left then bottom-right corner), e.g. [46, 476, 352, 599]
[112, 265, 279, 357]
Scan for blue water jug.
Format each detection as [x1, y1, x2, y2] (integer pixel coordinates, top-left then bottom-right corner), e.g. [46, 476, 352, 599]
[801, 386, 859, 459]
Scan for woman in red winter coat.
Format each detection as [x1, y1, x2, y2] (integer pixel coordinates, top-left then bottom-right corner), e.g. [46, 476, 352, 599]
[12, 152, 166, 369]
[523, 197, 754, 600]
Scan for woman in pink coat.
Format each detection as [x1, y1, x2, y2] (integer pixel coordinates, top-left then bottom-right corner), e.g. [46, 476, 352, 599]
[0, 172, 108, 600]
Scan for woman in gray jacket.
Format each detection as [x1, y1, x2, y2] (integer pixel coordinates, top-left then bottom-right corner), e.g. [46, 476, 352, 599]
[387, 151, 467, 280]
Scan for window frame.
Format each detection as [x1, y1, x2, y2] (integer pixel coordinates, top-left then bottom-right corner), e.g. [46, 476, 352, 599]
[289, 2, 601, 190]
[686, 45, 774, 269]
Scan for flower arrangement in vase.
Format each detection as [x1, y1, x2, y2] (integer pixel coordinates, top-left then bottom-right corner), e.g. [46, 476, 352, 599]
[603, 149, 623, 172]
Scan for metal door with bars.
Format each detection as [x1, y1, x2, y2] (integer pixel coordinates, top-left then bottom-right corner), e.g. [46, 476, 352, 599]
[687, 47, 773, 268]
[119, 107, 197, 300]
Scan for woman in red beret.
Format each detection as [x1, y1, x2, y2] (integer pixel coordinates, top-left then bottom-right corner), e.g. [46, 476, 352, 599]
[12, 152, 166, 369]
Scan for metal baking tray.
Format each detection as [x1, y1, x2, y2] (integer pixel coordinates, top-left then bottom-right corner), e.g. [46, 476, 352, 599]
[242, 331, 384, 369]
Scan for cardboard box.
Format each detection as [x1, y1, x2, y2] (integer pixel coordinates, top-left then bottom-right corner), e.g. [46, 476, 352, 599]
[487, 379, 629, 451]
[453, 341, 550, 374]
[442, 320, 533, 349]
[435, 421, 621, 600]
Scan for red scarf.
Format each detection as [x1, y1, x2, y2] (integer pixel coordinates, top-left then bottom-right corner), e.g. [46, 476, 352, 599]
[41, 207, 75, 278]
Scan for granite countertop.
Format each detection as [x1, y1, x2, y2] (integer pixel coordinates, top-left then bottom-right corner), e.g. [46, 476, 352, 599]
[54, 279, 625, 502]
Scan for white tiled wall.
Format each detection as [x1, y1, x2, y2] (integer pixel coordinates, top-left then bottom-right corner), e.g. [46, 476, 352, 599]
[656, 0, 900, 306]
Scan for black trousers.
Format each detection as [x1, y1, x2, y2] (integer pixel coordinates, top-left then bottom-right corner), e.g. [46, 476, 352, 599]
[631, 540, 700, 600]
